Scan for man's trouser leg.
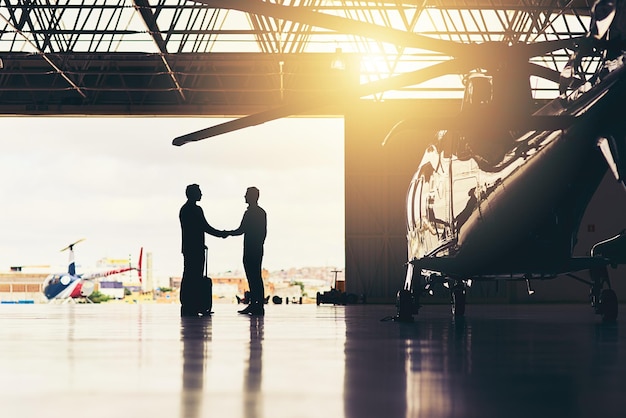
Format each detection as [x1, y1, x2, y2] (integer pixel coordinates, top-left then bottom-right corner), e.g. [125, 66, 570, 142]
[181, 252, 204, 315]
[244, 253, 264, 305]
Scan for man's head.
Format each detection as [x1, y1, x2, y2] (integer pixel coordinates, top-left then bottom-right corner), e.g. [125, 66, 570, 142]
[245, 186, 260, 205]
[186, 184, 202, 202]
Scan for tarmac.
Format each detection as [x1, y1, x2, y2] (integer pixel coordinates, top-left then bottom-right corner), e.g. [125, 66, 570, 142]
[0, 302, 624, 418]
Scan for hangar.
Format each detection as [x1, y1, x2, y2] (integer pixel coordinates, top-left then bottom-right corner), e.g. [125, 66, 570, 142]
[0, 0, 620, 304]
[4, 3, 626, 418]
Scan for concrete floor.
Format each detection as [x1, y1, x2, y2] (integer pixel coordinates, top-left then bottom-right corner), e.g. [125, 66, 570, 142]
[0, 302, 624, 418]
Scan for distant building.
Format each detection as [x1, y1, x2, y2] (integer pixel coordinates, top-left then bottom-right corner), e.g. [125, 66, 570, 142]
[99, 281, 125, 299]
[169, 269, 274, 302]
[0, 265, 344, 304]
[169, 276, 181, 289]
[0, 272, 48, 303]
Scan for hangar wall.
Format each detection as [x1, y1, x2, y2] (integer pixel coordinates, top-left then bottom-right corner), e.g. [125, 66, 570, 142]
[344, 100, 457, 303]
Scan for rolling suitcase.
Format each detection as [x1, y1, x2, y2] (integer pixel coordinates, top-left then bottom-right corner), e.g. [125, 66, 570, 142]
[180, 248, 213, 317]
[199, 248, 213, 315]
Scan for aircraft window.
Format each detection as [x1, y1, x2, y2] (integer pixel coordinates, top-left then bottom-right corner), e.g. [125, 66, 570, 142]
[415, 178, 423, 229]
[43, 275, 53, 287]
[466, 75, 493, 105]
[46, 275, 61, 286]
[415, 180, 423, 229]
[407, 180, 422, 230]
[406, 181, 415, 229]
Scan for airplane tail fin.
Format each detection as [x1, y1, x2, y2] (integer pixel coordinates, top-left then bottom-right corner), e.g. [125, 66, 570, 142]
[68, 248, 76, 276]
[137, 247, 143, 283]
[61, 238, 85, 276]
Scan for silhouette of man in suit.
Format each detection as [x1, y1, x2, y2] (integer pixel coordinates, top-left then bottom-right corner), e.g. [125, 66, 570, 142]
[179, 183, 224, 316]
[224, 187, 267, 316]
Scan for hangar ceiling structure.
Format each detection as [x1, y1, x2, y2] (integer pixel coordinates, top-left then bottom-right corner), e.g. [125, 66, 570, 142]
[0, 0, 596, 301]
[0, 0, 593, 115]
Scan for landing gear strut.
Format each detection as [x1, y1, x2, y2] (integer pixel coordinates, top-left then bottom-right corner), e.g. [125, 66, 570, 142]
[590, 266, 618, 322]
[394, 267, 422, 322]
[396, 289, 416, 322]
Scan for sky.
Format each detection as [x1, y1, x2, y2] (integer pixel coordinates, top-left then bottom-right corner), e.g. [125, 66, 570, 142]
[0, 117, 345, 285]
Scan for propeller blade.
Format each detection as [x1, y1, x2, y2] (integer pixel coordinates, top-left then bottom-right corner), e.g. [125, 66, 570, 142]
[177, 1, 586, 145]
[172, 99, 329, 146]
[356, 59, 467, 96]
[383, 114, 578, 144]
[528, 62, 586, 89]
[60, 238, 86, 252]
[528, 62, 563, 84]
[194, 0, 584, 60]
[173, 59, 465, 145]
[520, 37, 583, 57]
[191, 0, 463, 56]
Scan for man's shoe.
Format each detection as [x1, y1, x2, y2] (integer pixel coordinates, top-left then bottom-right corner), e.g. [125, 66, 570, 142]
[248, 304, 265, 316]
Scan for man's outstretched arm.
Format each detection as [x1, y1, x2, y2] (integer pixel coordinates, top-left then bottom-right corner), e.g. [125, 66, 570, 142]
[224, 213, 247, 237]
[199, 207, 227, 238]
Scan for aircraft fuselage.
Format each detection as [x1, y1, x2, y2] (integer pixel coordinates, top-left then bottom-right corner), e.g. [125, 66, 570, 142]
[43, 274, 95, 300]
[406, 54, 626, 281]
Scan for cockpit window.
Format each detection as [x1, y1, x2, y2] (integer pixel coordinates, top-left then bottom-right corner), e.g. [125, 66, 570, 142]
[464, 74, 493, 106]
[43, 274, 67, 287]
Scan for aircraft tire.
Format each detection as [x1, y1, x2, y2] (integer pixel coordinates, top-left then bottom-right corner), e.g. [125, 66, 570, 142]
[451, 287, 466, 317]
[600, 288, 618, 322]
[396, 289, 415, 322]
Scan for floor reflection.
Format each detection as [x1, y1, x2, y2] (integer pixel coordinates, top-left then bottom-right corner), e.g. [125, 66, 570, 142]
[404, 318, 472, 417]
[244, 317, 264, 418]
[1, 304, 624, 418]
[342, 306, 626, 418]
[180, 316, 212, 418]
[343, 317, 408, 417]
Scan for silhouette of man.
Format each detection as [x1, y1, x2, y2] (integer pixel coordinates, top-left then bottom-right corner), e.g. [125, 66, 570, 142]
[179, 184, 224, 317]
[225, 187, 267, 316]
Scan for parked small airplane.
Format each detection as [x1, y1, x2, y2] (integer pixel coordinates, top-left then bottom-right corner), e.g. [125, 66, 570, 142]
[43, 239, 143, 302]
[172, 1, 626, 321]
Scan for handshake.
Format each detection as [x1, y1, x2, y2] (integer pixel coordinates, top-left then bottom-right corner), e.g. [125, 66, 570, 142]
[217, 230, 232, 239]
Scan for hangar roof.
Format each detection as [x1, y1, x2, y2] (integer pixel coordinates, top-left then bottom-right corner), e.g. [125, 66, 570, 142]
[0, 0, 593, 116]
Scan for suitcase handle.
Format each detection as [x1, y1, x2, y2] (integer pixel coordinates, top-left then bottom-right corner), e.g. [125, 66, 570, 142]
[204, 247, 209, 277]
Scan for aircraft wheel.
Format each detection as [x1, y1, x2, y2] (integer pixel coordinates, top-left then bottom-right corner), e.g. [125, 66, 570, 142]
[451, 286, 466, 317]
[600, 288, 618, 322]
[396, 289, 415, 322]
